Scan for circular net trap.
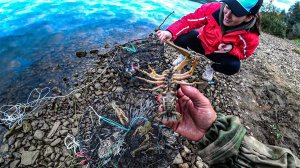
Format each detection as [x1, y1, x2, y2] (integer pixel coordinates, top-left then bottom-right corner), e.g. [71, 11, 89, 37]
[78, 91, 181, 168]
[110, 35, 169, 92]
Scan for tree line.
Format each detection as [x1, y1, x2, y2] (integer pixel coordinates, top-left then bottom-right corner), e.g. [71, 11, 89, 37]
[261, 0, 300, 39]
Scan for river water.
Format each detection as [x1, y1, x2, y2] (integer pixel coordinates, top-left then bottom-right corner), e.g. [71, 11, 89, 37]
[0, 0, 201, 105]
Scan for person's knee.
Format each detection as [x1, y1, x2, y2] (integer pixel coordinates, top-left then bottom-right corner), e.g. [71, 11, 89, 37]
[173, 30, 199, 49]
[224, 61, 240, 75]
[173, 37, 186, 48]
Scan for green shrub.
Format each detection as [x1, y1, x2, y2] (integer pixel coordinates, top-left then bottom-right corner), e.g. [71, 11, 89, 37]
[261, 12, 287, 38]
[292, 23, 300, 38]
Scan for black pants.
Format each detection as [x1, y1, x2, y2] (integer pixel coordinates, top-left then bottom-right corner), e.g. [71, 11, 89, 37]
[173, 30, 240, 75]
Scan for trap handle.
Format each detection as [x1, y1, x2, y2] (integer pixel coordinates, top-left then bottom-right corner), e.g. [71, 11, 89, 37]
[165, 40, 191, 58]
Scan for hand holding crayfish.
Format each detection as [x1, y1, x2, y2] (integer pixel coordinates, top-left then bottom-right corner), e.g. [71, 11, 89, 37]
[160, 85, 217, 141]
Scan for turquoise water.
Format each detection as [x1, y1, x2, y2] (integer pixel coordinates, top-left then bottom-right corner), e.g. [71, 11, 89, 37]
[0, 0, 200, 103]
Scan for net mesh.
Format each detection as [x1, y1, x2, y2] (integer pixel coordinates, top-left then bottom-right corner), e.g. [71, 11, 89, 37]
[110, 35, 169, 91]
[78, 91, 181, 168]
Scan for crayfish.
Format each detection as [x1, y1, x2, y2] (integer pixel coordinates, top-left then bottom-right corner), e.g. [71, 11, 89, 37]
[110, 100, 129, 125]
[136, 40, 205, 122]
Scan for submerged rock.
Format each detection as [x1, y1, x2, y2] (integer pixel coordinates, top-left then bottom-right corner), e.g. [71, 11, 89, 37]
[76, 51, 87, 57]
[90, 49, 99, 54]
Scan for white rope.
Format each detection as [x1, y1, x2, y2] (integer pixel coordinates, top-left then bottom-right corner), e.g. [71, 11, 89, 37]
[64, 134, 81, 155]
[0, 87, 50, 128]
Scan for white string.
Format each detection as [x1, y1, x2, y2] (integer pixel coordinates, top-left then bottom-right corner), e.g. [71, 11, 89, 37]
[64, 134, 81, 155]
[0, 87, 50, 128]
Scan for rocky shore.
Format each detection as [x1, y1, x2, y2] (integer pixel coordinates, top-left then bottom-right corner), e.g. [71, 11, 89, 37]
[0, 32, 299, 168]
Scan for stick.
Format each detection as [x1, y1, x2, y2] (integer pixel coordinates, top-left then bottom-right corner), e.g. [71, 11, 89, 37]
[154, 11, 175, 32]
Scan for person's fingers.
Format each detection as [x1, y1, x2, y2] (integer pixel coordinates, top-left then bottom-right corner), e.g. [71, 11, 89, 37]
[156, 30, 162, 35]
[177, 86, 191, 104]
[218, 43, 225, 50]
[216, 44, 232, 53]
[224, 44, 232, 51]
[159, 34, 167, 43]
[163, 34, 169, 40]
[158, 34, 163, 39]
[175, 101, 181, 114]
[158, 32, 164, 36]
[156, 31, 162, 39]
[162, 120, 179, 130]
[214, 50, 227, 53]
[180, 85, 209, 107]
[177, 87, 184, 98]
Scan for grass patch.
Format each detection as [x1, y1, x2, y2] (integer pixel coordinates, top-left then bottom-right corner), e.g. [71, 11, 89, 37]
[270, 124, 283, 141]
[294, 49, 300, 55]
[292, 39, 300, 54]
[294, 39, 300, 46]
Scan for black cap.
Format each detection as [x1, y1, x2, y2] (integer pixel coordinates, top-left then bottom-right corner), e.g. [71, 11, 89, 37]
[222, 0, 263, 17]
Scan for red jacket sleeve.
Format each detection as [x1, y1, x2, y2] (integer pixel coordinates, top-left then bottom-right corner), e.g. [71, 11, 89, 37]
[166, 3, 219, 41]
[229, 33, 259, 60]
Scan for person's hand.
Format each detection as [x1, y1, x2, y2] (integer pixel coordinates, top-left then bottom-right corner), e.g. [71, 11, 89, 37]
[162, 85, 217, 141]
[156, 30, 172, 43]
[214, 43, 233, 53]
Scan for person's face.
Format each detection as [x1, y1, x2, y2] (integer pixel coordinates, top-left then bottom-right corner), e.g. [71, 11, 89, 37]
[223, 5, 253, 27]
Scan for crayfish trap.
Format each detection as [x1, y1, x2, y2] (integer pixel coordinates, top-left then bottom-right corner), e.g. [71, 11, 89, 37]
[78, 91, 181, 168]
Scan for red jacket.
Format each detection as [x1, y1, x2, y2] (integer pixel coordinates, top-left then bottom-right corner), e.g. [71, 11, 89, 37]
[167, 2, 259, 60]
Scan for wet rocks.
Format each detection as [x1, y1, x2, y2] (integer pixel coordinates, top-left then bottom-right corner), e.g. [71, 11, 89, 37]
[90, 49, 99, 54]
[0, 144, 9, 153]
[173, 153, 184, 164]
[21, 150, 39, 166]
[44, 146, 54, 157]
[34, 130, 45, 140]
[10, 160, 20, 168]
[47, 121, 61, 139]
[76, 51, 87, 57]
[50, 138, 61, 147]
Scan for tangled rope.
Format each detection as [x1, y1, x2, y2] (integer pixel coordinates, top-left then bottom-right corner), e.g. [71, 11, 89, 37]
[0, 87, 50, 128]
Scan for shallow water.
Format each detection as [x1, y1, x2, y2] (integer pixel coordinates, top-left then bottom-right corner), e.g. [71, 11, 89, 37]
[0, 0, 200, 104]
